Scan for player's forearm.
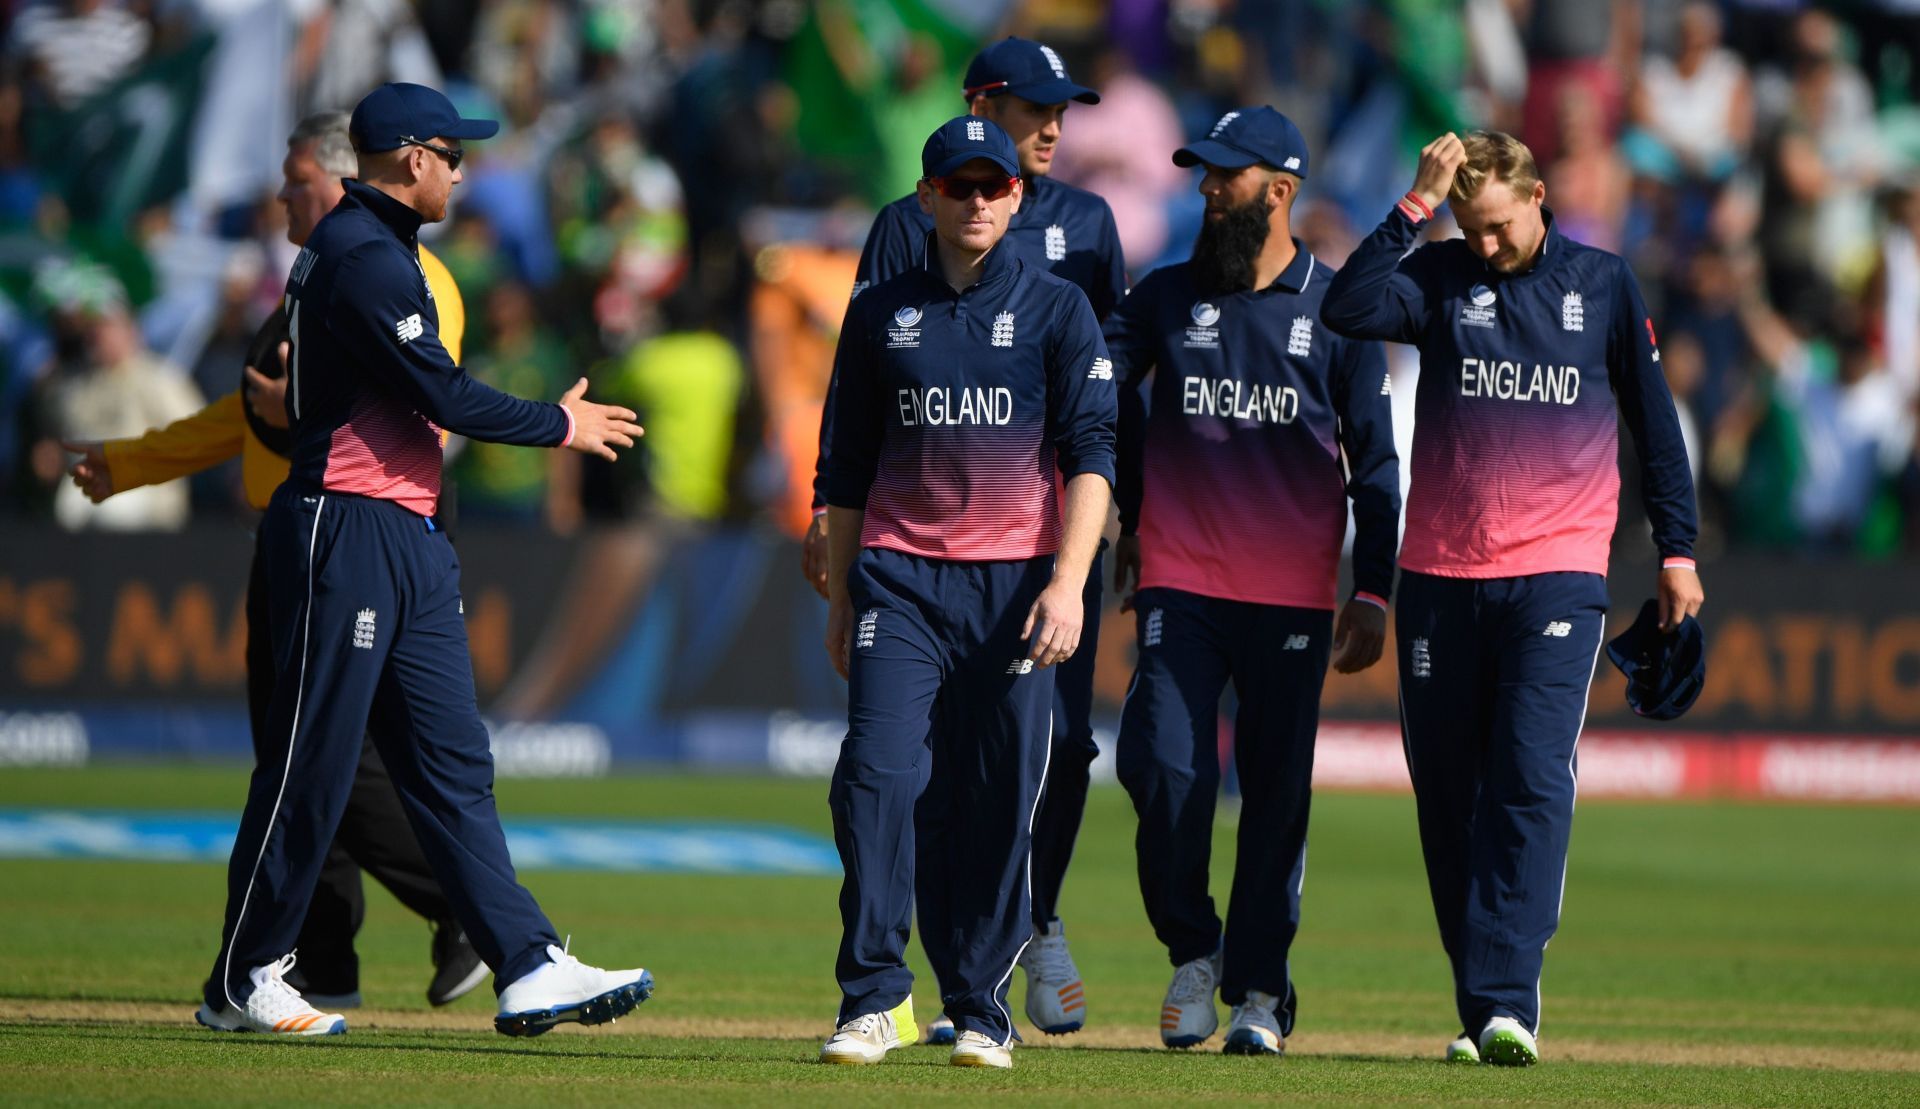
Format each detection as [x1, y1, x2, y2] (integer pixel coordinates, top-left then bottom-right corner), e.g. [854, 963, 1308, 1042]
[102, 390, 248, 493]
[1052, 472, 1110, 588]
[825, 505, 864, 604]
[1321, 209, 1427, 343]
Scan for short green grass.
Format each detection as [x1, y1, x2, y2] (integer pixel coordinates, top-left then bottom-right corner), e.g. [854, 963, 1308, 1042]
[2, 766, 1917, 1106]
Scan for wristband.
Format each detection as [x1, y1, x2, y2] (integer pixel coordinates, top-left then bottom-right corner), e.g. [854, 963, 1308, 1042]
[1352, 591, 1389, 611]
[1661, 557, 1696, 571]
[558, 404, 576, 448]
[1396, 192, 1433, 223]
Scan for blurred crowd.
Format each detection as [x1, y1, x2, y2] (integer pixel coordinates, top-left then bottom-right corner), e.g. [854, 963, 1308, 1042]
[4, 0, 1919, 559]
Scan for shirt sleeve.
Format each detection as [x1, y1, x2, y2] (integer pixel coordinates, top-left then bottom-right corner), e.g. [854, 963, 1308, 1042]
[1101, 272, 1160, 535]
[1330, 334, 1401, 600]
[1608, 261, 1699, 562]
[1047, 287, 1117, 486]
[327, 243, 570, 447]
[102, 389, 246, 492]
[1321, 206, 1440, 344]
[821, 296, 882, 509]
[813, 202, 924, 510]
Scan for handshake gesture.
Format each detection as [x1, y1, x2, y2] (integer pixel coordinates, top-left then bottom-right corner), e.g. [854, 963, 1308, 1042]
[558, 377, 645, 461]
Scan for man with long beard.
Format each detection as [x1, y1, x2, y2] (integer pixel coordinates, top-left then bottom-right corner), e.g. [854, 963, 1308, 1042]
[1105, 108, 1400, 1054]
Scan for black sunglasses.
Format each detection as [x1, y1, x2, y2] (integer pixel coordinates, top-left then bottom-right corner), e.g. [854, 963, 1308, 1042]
[401, 135, 464, 170]
[925, 175, 1017, 201]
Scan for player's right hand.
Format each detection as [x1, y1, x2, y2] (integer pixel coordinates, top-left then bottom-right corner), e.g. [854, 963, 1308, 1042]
[1113, 535, 1142, 612]
[243, 342, 292, 429]
[1411, 132, 1468, 213]
[61, 440, 114, 503]
[801, 512, 830, 600]
[558, 377, 644, 461]
[825, 596, 854, 681]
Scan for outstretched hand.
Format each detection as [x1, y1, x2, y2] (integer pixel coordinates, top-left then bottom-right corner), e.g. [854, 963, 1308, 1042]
[62, 440, 113, 503]
[558, 377, 644, 462]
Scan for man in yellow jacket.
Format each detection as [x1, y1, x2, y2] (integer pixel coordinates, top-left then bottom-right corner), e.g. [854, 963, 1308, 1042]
[65, 112, 485, 1010]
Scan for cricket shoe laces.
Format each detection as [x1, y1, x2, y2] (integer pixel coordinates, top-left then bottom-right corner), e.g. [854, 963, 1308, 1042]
[243, 953, 346, 1035]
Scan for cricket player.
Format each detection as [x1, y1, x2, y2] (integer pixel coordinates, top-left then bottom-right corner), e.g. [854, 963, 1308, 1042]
[1321, 131, 1704, 1065]
[67, 111, 485, 1012]
[818, 115, 1116, 1070]
[197, 83, 649, 1038]
[1107, 108, 1399, 1055]
[802, 37, 1124, 1040]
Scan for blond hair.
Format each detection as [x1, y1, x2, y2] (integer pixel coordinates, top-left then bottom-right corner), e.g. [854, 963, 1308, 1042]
[1449, 131, 1541, 205]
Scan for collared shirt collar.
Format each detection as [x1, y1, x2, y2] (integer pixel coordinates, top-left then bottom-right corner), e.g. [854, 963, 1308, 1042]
[341, 178, 424, 244]
[1266, 238, 1317, 294]
[919, 226, 1020, 292]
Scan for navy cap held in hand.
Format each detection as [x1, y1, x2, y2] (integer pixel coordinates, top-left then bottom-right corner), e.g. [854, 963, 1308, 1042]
[1605, 598, 1707, 721]
[350, 83, 499, 154]
[922, 116, 1021, 180]
[1174, 106, 1310, 177]
[963, 37, 1100, 106]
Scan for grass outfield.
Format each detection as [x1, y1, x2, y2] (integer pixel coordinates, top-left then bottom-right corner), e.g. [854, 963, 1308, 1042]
[2, 766, 1917, 1105]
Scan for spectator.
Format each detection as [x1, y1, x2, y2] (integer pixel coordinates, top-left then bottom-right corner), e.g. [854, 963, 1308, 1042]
[607, 291, 743, 522]
[1626, 1, 1753, 185]
[449, 281, 580, 531]
[6, 0, 151, 112]
[29, 273, 201, 530]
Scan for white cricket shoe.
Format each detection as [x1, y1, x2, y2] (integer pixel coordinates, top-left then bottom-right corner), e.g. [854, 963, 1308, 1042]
[194, 954, 346, 1036]
[1019, 920, 1086, 1034]
[1222, 989, 1285, 1055]
[1159, 949, 1221, 1047]
[1445, 1032, 1481, 1063]
[1479, 1015, 1540, 1066]
[924, 1011, 956, 1045]
[820, 997, 918, 1064]
[950, 1029, 1013, 1069]
[494, 942, 653, 1037]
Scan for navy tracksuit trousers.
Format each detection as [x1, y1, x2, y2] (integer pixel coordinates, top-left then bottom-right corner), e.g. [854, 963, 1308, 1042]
[206, 486, 558, 1010]
[832, 547, 1055, 1044]
[1395, 570, 1608, 1038]
[1024, 544, 1103, 929]
[1115, 587, 1331, 1025]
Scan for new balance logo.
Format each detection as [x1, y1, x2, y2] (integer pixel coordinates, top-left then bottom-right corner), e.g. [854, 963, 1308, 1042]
[1143, 608, 1164, 647]
[1088, 357, 1113, 380]
[855, 609, 879, 649]
[1007, 658, 1034, 675]
[1562, 291, 1584, 332]
[991, 311, 1015, 348]
[394, 314, 423, 343]
[1045, 224, 1067, 261]
[966, 120, 986, 142]
[352, 608, 377, 650]
[1287, 315, 1313, 357]
[1544, 621, 1572, 638]
[1283, 156, 1301, 170]
[849, 280, 869, 300]
[1283, 635, 1310, 650]
[1410, 637, 1432, 678]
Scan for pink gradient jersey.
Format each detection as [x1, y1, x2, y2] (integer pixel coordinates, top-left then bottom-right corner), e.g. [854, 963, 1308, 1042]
[1107, 249, 1400, 610]
[1321, 208, 1698, 578]
[822, 248, 1117, 562]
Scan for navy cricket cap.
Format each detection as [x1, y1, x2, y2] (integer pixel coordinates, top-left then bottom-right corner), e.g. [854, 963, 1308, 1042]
[921, 116, 1021, 179]
[1605, 599, 1708, 721]
[349, 82, 499, 153]
[963, 37, 1100, 105]
[1174, 106, 1310, 177]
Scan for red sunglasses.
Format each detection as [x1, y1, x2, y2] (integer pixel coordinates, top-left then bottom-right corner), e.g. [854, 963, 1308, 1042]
[926, 175, 1018, 201]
